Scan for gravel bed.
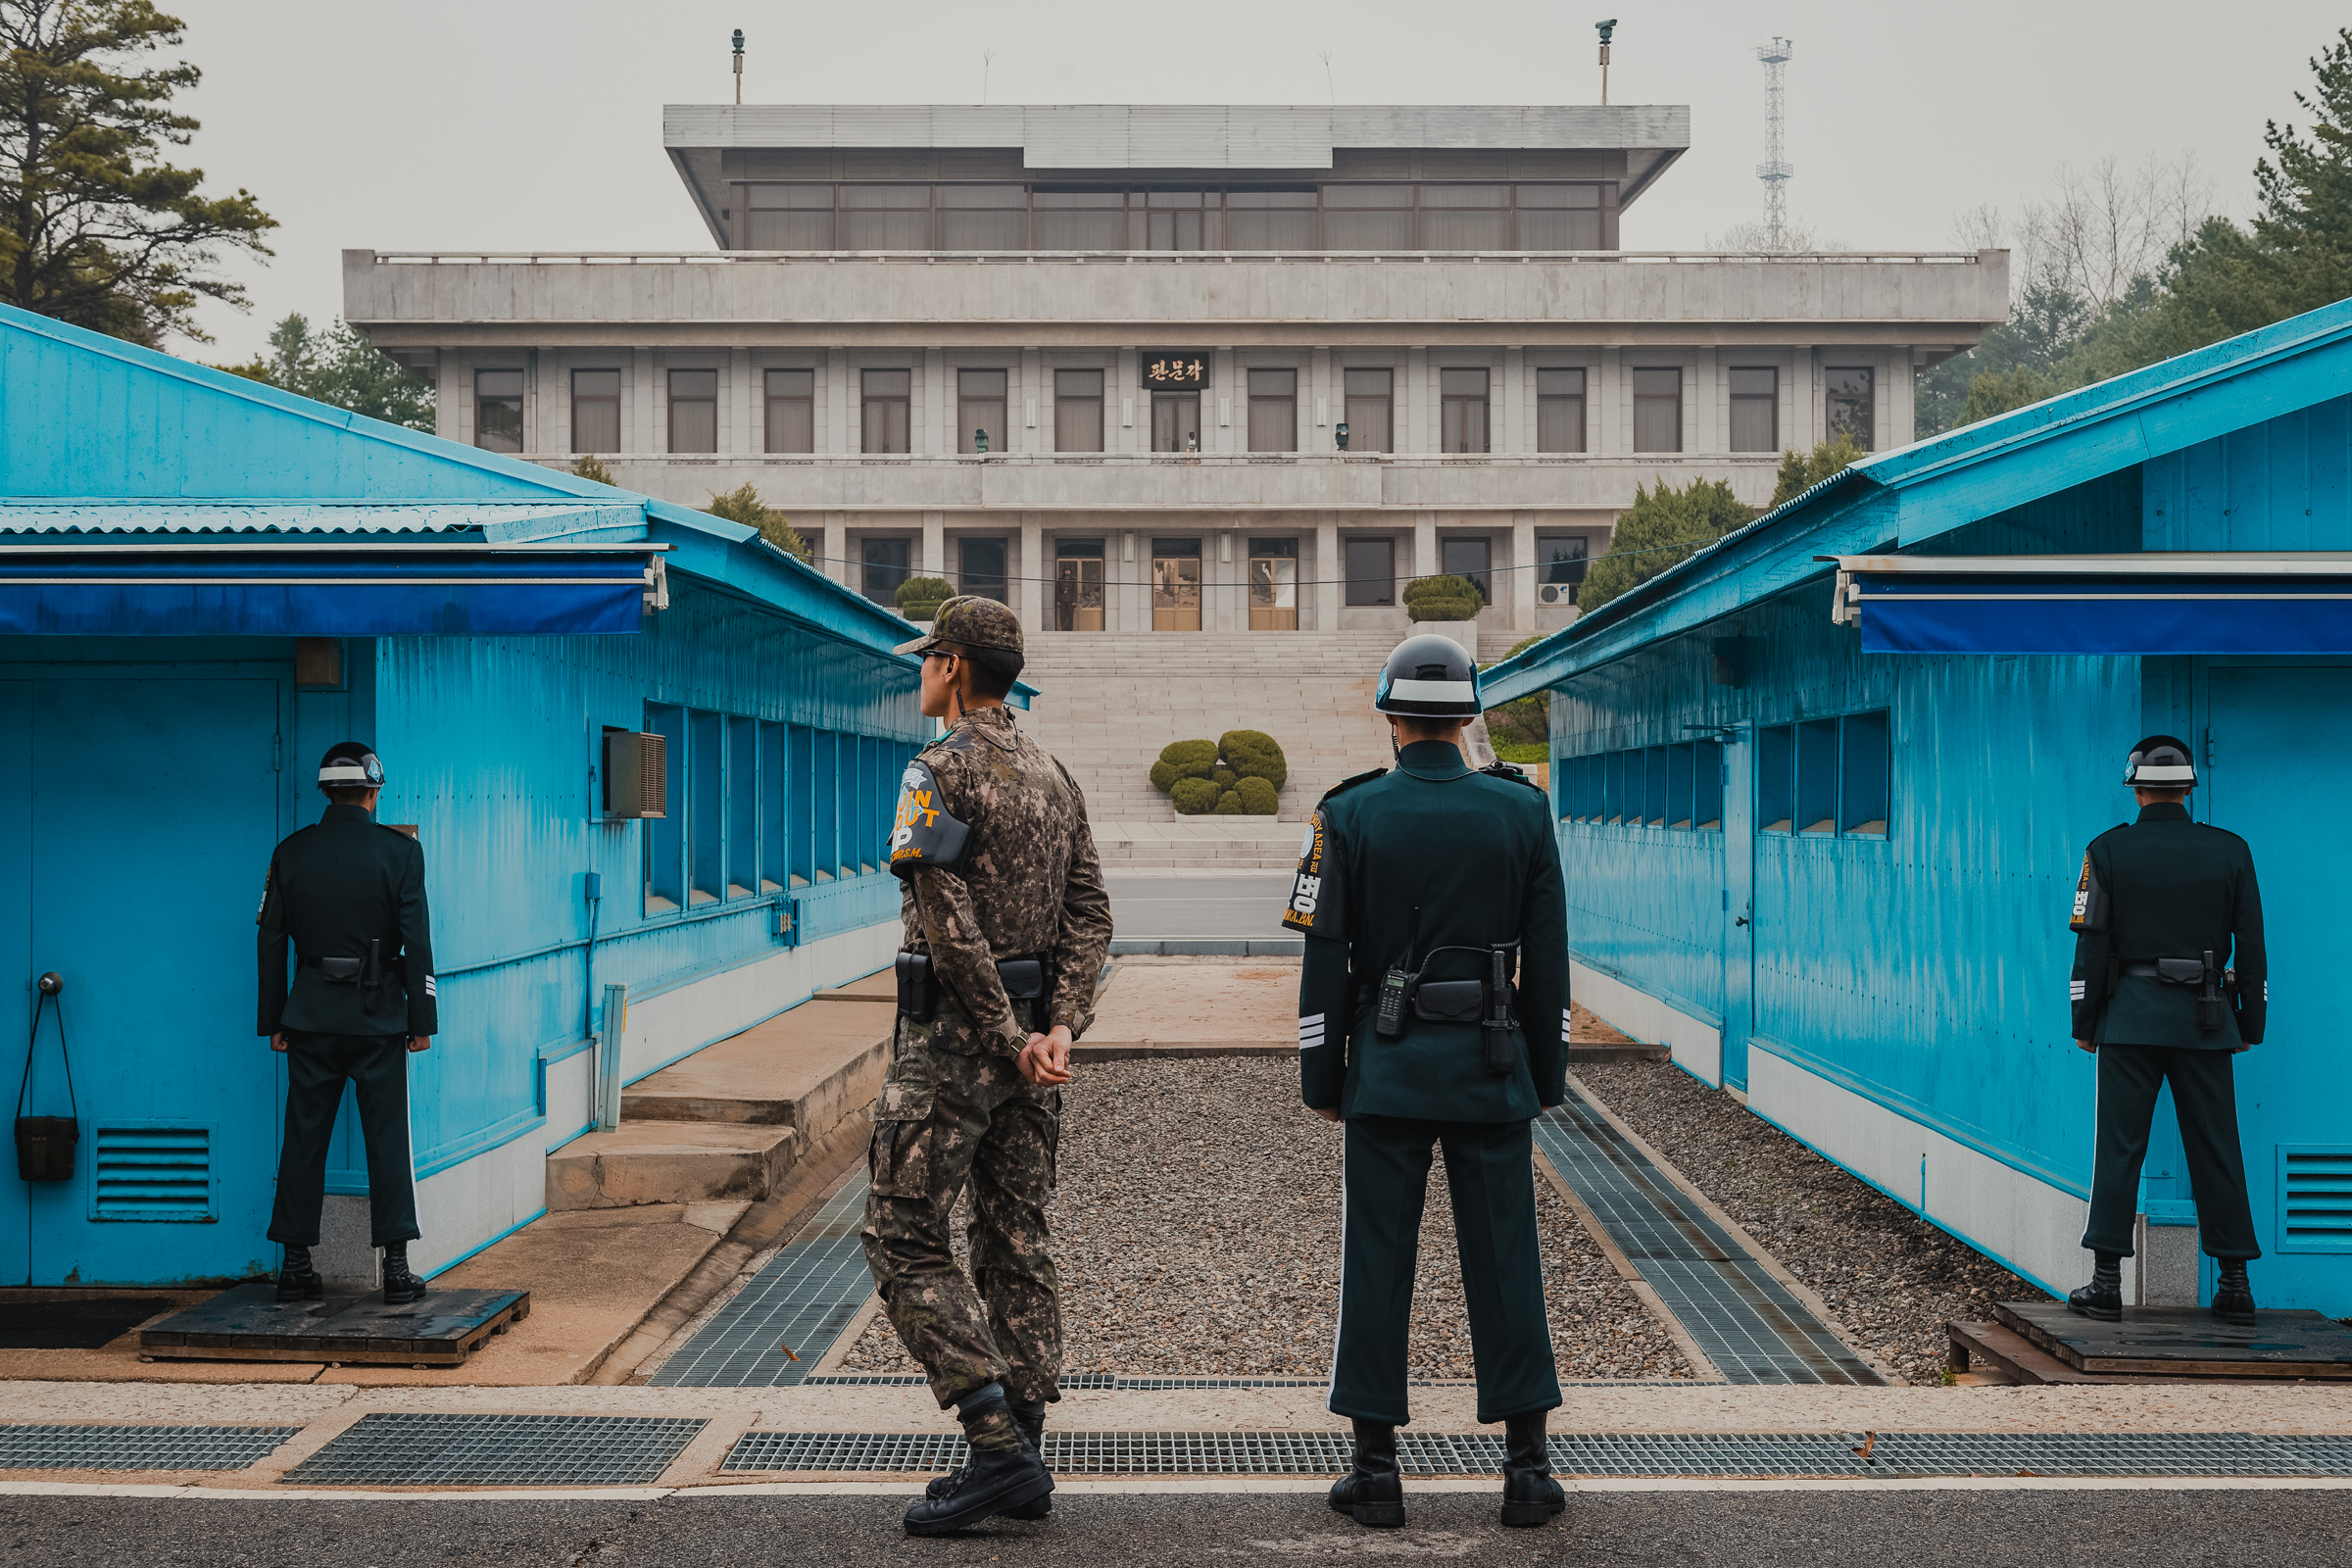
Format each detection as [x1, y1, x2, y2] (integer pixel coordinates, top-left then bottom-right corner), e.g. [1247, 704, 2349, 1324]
[839, 1056, 1694, 1383]
[1574, 1056, 2052, 1387]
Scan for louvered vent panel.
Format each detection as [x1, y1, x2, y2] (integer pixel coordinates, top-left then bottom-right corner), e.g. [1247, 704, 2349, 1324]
[2279, 1147, 2352, 1253]
[93, 1126, 211, 1220]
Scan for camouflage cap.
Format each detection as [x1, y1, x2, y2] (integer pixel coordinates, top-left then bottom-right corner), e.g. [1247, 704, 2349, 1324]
[893, 595, 1025, 658]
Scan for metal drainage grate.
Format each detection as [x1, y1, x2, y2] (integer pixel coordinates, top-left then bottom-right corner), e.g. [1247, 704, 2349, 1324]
[720, 1429, 2352, 1479]
[654, 1174, 875, 1388]
[284, 1414, 708, 1487]
[0, 1424, 297, 1471]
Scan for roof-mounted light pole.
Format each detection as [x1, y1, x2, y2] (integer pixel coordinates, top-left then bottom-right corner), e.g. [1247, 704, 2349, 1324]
[1595, 20, 1617, 105]
[732, 28, 745, 105]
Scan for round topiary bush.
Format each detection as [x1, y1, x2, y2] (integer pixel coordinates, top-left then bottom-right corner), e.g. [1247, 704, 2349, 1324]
[896, 575, 954, 621]
[1211, 765, 1238, 789]
[1403, 573, 1484, 622]
[1151, 739, 1218, 795]
[1212, 789, 1245, 814]
[1219, 729, 1288, 793]
[1234, 775, 1280, 815]
[1169, 776, 1220, 814]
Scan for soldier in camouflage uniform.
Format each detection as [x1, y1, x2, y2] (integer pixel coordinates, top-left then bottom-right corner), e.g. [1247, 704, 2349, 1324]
[860, 596, 1114, 1536]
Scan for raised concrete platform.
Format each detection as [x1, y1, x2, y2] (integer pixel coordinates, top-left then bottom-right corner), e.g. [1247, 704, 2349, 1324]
[547, 1123, 804, 1211]
[1078, 956, 1300, 1055]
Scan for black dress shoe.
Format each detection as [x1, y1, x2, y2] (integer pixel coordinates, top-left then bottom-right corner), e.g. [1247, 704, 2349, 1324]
[903, 1442, 1054, 1536]
[926, 1401, 1051, 1519]
[275, 1266, 324, 1302]
[381, 1262, 427, 1305]
[2211, 1261, 2258, 1327]
[1327, 1420, 1405, 1528]
[1499, 1411, 1566, 1528]
[2066, 1278, 2122, 1322]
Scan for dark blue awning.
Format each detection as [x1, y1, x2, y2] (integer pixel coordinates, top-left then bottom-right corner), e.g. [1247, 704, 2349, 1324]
[1824, 553, 2352, 656]
[0, 544, 665, 636]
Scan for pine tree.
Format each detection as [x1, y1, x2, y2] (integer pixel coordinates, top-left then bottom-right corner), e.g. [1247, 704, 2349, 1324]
[1578, 477, 1757, 613]
[707, 482, 812, 564]
[217, 314, 432, 430]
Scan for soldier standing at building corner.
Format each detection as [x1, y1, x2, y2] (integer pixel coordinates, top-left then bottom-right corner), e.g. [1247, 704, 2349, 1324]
[860, 596, 1114, 1536]
[2066, 734, 2268, 1326]
[1284, 634, 1571, 1531]
[257, 742, 437, 1305]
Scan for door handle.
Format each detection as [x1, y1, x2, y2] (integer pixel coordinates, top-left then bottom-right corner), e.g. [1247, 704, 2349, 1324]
[1734, 916, 1749, 927]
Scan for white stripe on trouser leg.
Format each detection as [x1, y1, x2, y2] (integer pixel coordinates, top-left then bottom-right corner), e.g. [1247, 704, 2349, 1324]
[398, 1046, 420, 1263]
[1327, 1139, 1347, 1414]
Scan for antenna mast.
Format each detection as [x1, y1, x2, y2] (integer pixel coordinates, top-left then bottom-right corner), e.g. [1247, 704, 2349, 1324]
[1755, 36, 1793, 250]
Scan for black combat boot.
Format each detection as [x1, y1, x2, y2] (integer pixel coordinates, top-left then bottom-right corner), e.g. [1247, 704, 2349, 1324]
[380, 1242, 427, 1305]
[1327, 1419, 1405, 1528]
[1498, 1410, 1566, 1527]
[903, 1395, 1053, 1536]
[275, 1245, 323, 1303]
[2066, 1251, 2123, 1322]
[2211, 1260, 2258, 1327]
[925, 1397, 1051, 1520]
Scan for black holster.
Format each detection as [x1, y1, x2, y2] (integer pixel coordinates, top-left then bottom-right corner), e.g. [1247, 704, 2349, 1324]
[896, 951, 1055, 1035]
[2198, 949, 2224, 1033]
[361, 938, 383, 1009]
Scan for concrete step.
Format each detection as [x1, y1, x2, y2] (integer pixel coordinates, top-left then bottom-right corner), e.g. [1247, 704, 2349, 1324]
[619, 999, 893, 1130]
[546, 1122, 802, 1211]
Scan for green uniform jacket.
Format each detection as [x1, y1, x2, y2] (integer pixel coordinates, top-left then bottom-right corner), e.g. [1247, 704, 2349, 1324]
[257, 805, 439, 1038]
[1282, 741, 1569, 1122]
[2068, 801, 2267, 1049]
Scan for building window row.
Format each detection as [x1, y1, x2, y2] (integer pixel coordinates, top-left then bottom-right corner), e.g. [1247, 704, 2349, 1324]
[1559, 741, 1727, 830]
[639, 704, 909, 914]
[494, 364, 1873, 458]
[1756, 710, 1890, 836]
[734, 182, 1612, 254]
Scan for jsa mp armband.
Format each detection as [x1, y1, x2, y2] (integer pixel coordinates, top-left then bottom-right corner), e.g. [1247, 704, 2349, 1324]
[890, 760, 971, 878]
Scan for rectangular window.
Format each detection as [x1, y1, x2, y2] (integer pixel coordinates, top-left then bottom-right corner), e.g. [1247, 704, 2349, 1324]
[474, 369, 523, 453]
[1441, 536, 1492, 606]
[1054, 368, 1104, 452]
[1151, 537, 1202, 631]
[667, 368, 717, 454]
[1345, 537, 1395, 606]
[1567, 755, 1597, 821]
[1642, 746, 1668, 826]
[1667, 744, 1695, 828]
[1032, 190, 1126, 250]
[644, 704, 687, 909]
[839, 183, 929, 249]
[764, 368, 814, 453]
[1729, 367, 1778, 453]
[1795, 718, 1838, 834]
[1633, 368, 1682, 453]
[745, 184, 834, 250]
[854, 735, 878, 874]
[690, 710, 723, 903]
[861, 368, 910, 454]
[1536, 368, 1587, 454]
[959, 537, 1008, 603]
[1145, 190, 1208, 251]
[1605, 750, 1631, 824]
[727, 716, 759, 898]
[812, 729, 840, 878]
[1841, 710, 1890, 834]
[1248, 368, 1297, 453]
[860, 537, 911, 606]
[1693, 740, 1725, 829]
[957, 368, 1006, 455]
[1321, 184, 1413, 250]
[1826, 367, 1875, 450]
[1152, 390, 1201, 453]
[1515, 184, 1604, 250]
[1055, 537, 1105, 630]
[938, 184, 1026, 250]
[571, 369, 619, 454]
[1224, 189, 1314, 250]
[1758, 724, 1793, 832]
[1342, 368, 1392, 452]
[759, 721, 788, 893]
[1421, 182, 1509, 249]
[788, 725, 815, 886]
[1440, 368, 1490, 454]
[1249, 537, 1298, 631]
[1538, 536, 1588, 586]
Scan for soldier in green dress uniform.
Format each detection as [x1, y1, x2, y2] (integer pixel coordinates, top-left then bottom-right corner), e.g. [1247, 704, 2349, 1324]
[1282, 634, 1570, 1530]
[2066, 735, 2268, 1326]
[256, 742, 438, 1305]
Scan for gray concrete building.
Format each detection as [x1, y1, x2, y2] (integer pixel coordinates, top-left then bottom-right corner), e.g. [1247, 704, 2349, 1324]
[346, 104, 2008, 649]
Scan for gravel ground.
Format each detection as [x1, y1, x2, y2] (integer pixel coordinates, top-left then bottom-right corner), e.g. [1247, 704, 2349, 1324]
[840, 1056, 1694, 1383]
[1574, 1055, 2051, 1387]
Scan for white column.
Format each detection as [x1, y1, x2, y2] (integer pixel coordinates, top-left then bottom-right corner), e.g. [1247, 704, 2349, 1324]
[1501, 347, 1524, 454]
[1892, 349, 1915, 447]
[731, 347, 754, 455]
[1018, 514, 1043, 631]
[1413, 512, 1438, 584]
[828, 351, 852, 454]
[922, 513, 946, 583]
[633, 349, 658, 454]
[825, 511, 852, 588]
[1214, 348, 1235, 452]
[1511, 512, 1537, 633]
[1315, 515, 1342, 632]
[1020, 349, 1043, 453]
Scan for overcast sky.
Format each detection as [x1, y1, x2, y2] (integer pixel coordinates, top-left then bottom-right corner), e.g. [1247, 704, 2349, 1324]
[169, 0, 2342, 359]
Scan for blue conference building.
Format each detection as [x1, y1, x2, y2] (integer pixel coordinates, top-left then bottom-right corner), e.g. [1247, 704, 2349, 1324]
[1, 303, 922, 1287]
[1485, 296, 2352, 1313]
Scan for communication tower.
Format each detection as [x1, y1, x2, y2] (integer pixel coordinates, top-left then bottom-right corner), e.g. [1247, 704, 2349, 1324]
[1755, 37, 1794, 250]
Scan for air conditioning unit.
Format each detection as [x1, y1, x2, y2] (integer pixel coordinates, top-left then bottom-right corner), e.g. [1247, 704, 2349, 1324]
[603, 729, 667, 818]
[1538, 583, 1574, 607]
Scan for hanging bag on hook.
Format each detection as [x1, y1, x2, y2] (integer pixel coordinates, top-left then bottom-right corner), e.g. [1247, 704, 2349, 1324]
[15, 972, 77, 1183]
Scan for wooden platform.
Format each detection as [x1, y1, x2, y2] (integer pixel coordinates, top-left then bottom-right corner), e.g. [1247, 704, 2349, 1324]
[1993, 1299, 2352, 1380]
[139, 1286, 530, 1367]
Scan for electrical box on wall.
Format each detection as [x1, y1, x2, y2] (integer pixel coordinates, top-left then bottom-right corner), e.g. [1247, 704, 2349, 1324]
[603, 728, 667, 818]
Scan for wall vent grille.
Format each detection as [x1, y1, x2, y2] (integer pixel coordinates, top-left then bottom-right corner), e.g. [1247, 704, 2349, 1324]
[2278, 1146, 2352, 1253]
[92, 1125, 212, 1221]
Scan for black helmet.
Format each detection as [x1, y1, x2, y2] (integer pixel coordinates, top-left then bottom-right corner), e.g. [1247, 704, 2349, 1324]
[1375, 633, 1482, 717]
[318, 741, 385, 789]
[2123, 734, 2195, 789]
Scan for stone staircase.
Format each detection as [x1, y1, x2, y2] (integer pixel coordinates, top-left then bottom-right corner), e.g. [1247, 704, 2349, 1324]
[1018, 631, 1405, 823]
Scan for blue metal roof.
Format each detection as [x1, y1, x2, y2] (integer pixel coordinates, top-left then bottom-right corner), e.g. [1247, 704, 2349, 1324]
[1482, 293, 2352, 705]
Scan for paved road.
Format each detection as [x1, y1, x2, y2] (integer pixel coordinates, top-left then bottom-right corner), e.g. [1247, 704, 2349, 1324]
[1104, 871, 1293, 941]
[5, 1487, 2348, 1566]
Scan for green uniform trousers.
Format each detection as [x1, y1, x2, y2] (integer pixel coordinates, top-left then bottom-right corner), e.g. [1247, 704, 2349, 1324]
[2084, 1045, 2260, 1260]
[860, 1031, 1062, 1411]
[1333, 1115, 1561, 1427]
[268, 1031, 419, 1250]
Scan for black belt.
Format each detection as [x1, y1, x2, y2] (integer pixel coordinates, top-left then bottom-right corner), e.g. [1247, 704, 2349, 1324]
[2120, 959, 2209, 982]
[300, 954, 404, 976]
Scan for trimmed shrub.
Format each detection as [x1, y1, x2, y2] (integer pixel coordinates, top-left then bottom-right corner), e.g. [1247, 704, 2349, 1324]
[1234, 775, 1280, 815]
[1151, 739, 1218, 795]
[1211, 765, 1237, 789]
[1169, 776, 1220, 814]
[1212, 789, 1245, 814]
[896, 575, 954, 620]
[1219, 729, 1288, 792]
[1402, 573, 1484, 622]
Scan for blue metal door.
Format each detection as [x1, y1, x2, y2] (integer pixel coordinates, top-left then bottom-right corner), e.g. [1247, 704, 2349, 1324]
[2207, 665, 2352, 1313]
[0, 683, 28, 1280]
[1720, 734, 1755, 1090]
[10, 669, 285, 1285]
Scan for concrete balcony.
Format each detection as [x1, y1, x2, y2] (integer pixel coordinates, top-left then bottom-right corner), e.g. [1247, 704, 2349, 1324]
[348, 248, 2009, 349]
[523, 450, 1788, 514]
